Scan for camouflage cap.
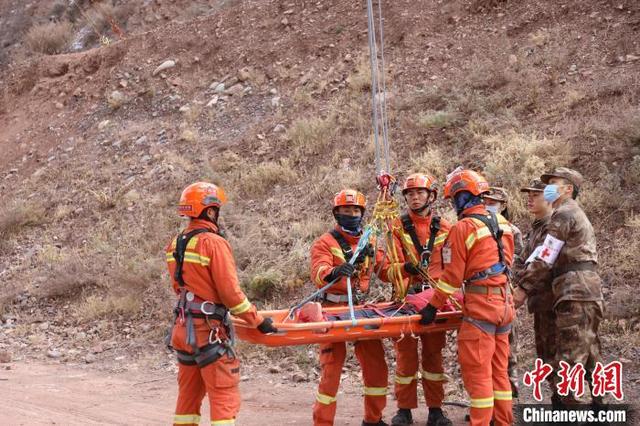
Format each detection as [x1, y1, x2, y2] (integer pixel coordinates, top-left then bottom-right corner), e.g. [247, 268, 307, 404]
[483, 186, 509, 202]
[540, 167, 584, 189]
[520, 179, 546, 193]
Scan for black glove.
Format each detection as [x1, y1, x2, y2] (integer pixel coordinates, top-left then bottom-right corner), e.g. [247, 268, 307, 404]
[403, 261, 421, 276]
[419, 304, 438, 325]
[354, 243, 375, 265]
[257, 317, 278, 334]
[324, 262, 356, 282]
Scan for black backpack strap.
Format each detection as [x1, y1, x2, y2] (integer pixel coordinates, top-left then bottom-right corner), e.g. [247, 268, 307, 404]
[402, 213, 442, 267]
[173, 228, 212, 287]
[329, 229, 353, 261]
[423, 216, 441, 265]
[465, 212, 505, 263]
[401, 213, 424, 258]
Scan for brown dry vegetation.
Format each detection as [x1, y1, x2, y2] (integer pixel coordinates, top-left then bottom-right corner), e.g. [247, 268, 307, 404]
[0, 0, 638, 398]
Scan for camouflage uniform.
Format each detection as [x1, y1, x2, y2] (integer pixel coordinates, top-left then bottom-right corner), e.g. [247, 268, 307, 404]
[518, 169, 604, 405]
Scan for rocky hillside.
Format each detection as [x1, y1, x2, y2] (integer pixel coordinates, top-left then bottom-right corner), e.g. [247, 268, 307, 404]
[0, 0, 638, 386]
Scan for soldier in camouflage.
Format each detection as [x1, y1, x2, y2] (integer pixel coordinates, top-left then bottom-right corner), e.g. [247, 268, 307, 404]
[514, 180, 555, 398]
[513, 168, 604, 407]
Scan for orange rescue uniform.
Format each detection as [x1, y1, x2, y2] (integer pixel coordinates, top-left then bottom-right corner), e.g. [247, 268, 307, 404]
[383, 211, 452, 411]
[165, 219, 263, 426]
[429, 205, 515, 426]
[310, 226, 388, 426]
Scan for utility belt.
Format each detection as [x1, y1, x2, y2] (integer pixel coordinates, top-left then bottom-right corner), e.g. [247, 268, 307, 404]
[463, 316, 512, 335]
[168, 291, 235, 368]
[552, 261, 596, 279]
[464, 284, 504, 295]
[174, 296, 228, 321]
[466, 262, 508, 283]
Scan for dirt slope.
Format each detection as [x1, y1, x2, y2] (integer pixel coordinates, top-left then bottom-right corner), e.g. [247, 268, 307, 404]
[0, 0, 639, 418]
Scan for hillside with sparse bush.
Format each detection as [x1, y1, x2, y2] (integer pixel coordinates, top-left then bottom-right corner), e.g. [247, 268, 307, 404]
[0, 0, 639, 410]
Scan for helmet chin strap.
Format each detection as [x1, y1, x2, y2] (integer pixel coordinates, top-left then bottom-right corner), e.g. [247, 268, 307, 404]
[410, 202, 431, 214]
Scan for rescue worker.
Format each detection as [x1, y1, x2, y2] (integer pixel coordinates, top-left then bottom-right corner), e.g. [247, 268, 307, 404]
[383, 173, 453, 426]
[514, 179, 555, 399]
[310, 189, 389, 426]
[420, 169, 515, 426]
[166, 182, 277, 426]
[514, 168, 604, 407]
[482, 187, 523, 399]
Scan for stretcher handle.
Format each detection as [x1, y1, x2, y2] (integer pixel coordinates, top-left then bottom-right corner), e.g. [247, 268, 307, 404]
[232, 310, 461, 332]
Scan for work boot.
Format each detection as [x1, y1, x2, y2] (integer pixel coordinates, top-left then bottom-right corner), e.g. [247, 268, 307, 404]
[391, 408, 413, 425]
[362, 420, 389, 426]
[426, 408, 452, 426]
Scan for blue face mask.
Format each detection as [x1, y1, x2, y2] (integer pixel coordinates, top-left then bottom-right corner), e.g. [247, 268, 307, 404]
[543, 184, 561, 203]
[334, 214, 363, 234]
[485, 204, 500, 215]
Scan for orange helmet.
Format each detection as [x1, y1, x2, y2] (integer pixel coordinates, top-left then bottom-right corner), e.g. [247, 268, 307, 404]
[443, 169, 490, 199]
[178, 182, 227, 218]
[402, 173, 438, 195]
[333, 189, 367, 211]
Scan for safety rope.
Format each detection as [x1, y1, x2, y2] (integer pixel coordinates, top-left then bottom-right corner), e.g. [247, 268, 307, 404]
[366, 0, 391, 175]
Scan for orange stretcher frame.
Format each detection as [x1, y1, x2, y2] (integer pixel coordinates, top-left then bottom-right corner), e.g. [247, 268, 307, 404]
[232, 302, 462, 346]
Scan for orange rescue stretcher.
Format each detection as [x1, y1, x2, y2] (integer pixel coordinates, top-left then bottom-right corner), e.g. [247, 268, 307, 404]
[232, 302, 462, 347]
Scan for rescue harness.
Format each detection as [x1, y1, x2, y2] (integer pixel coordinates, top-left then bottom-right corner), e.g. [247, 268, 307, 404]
[400, 212, 441, 292]
[460, 211, 512, 335]
[326, 229, 365, 304]
[463, 212, 508, 283]
[169, 228, 235, 368]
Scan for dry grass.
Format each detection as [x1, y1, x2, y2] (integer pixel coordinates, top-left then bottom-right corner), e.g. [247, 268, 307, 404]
[25, 22, 73, 55]
[407, 145, 454, 180]
[75, 293, 140, 322]
[245, 269, 283, 300]
[416, 110, 462, 129]
[286, 115, 337, 158]
[33, 256, 98, 300]
[346, 56, 372, 94]
[477, 132, 572, 221]
[0, 202, 47, 251]
[239, 159, 298, 197]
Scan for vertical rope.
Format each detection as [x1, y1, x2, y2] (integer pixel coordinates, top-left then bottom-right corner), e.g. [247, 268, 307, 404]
[376, 0, 391, 173]
[366, 0, 382, 176]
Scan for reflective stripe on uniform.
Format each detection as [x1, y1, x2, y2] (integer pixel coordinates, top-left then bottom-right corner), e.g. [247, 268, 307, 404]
[174, 414, 201, 424]
[211, 420, 235, 425]
[186, 237, 199, 250]
[166, 251, 210, 266]
[493, 390, 513, 401]
[436, 279, 457, 295]
[470, 396, 494, 408]
[466, 219, 512, 250]
[420, 370, 446, 381]
[465, 225, 491, 250]
[329, 247, 346, 262]
[316, 392, 337, 405]
[364, 386, 387, 396]
[395, 373, 418, 385]
[434, 233, 448, 247]
[183, 252, 211, 266]
[229, 298, 251, 315]
[499, 224, 512, 235]
[315, 265, 330, 286]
